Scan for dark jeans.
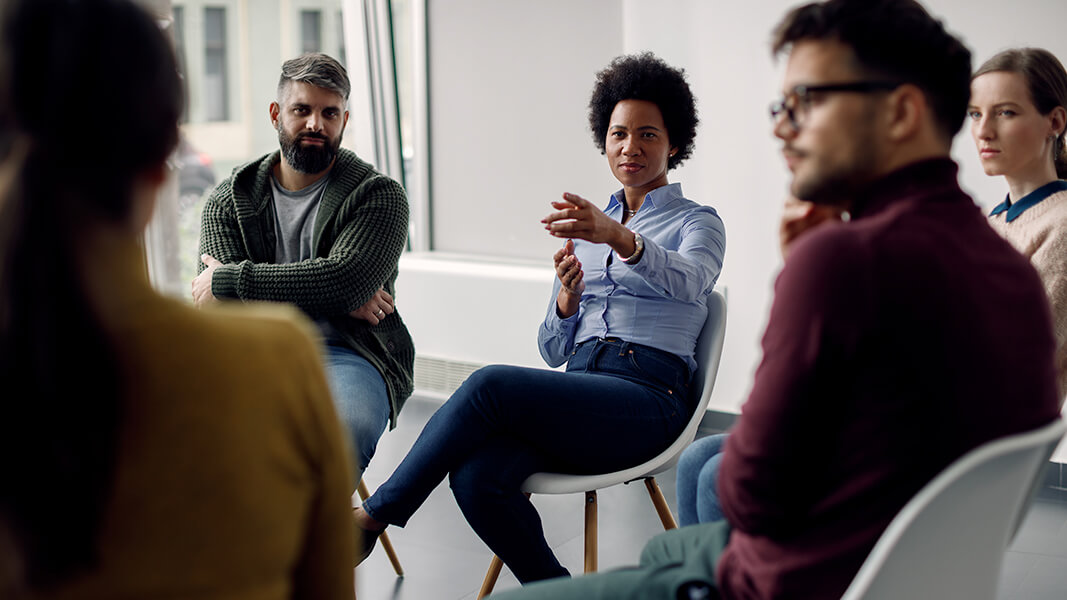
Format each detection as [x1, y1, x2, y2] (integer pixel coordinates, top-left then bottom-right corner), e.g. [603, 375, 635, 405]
[362, 338, 694, 583]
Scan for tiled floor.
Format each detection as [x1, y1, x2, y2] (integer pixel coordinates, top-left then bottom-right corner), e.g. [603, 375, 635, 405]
[355, 394, 1067, 599]
[1000, 481, 1067, 600]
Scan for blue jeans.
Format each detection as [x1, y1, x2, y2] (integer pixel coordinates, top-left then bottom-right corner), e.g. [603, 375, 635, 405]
[362, 338, 694, 584]
[324, 344, 391, 477]
[676, 433, 729, 526]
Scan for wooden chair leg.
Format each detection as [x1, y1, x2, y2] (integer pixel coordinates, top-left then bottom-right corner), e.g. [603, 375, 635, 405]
[478, 482, 669, 594]
[584, 490, 598, 573]
[478, 492, 534, 597]
[377, 530, 403, 576]
[644, 477, 678, 530]
[357, 479, 403, 576]
[478, 555, 504, 599]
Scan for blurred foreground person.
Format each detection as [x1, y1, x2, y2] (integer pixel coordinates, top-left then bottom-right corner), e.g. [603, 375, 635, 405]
[0, 1, 355, 598]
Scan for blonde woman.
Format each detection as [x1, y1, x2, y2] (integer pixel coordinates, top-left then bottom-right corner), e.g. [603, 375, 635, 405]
[970, 47, 1067, 406]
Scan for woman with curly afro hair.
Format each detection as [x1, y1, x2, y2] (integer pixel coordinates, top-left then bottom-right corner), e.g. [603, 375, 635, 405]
[355, 53, 726, 586]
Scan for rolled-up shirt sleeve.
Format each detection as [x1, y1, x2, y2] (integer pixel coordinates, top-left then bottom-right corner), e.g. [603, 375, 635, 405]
[616, 207, 725, 302]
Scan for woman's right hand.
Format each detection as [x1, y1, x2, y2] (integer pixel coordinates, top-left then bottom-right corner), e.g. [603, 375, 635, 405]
[553, 239, 584, 318]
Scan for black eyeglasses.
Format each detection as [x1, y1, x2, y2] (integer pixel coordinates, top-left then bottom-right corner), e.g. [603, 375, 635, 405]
[770, 81, 902, 130]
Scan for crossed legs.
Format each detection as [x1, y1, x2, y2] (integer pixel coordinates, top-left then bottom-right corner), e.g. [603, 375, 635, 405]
[360, 340, 692, 584]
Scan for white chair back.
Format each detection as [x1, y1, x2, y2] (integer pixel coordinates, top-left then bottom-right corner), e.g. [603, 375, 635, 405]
[841, 418, 1066, 600]
[523, 289, 728, 494]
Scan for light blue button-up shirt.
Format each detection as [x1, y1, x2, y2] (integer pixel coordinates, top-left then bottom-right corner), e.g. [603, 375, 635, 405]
[537, 183, 725, 372]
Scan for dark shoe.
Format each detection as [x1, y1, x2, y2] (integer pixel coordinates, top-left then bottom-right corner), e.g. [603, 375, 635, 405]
[354, 511, 384, 566]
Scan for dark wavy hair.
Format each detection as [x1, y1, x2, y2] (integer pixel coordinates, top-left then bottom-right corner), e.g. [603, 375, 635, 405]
[772, 0, 972, 144]
[0, 0, 181, 589]
[588, 52, 698, 170]
[974, 48, 1067, 179]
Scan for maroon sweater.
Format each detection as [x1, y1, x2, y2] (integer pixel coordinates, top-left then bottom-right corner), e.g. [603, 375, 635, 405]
[716, 159, 1060, 600]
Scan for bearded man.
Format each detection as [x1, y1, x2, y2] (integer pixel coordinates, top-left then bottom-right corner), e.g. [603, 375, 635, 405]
[193, 52, 414, 487]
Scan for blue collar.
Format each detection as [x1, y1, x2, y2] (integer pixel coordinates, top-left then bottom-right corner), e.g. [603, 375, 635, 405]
[607, 182, 683, 214]
[989, 180, 1067, 222]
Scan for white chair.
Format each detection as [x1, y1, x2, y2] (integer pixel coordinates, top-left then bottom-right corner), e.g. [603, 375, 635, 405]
[477, 290, 728, 598]
[841, 417, 1066, 600]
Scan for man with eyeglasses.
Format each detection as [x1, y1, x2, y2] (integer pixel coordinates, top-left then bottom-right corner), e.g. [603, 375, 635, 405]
[494, 1, 1059, 599]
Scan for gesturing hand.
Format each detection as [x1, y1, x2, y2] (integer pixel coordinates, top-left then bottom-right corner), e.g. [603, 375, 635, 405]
[349, 286, 395, 326]
[779, 197, 845, 261]
[554, 239, 585, 296]
[543, 193, 634, 256]
[191, 254, 222, 307]
[552, 239, 584, 318]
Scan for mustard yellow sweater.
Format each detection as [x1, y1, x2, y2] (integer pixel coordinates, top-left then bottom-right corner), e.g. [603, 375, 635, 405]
[30, 236, 355, 599]
[989, 188, 1067, 407]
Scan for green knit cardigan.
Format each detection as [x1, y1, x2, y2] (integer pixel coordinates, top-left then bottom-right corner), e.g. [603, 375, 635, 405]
[198, 148, 414, 427]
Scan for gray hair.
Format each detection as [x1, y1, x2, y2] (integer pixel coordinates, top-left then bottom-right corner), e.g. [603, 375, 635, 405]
[277, 52, 350, 102]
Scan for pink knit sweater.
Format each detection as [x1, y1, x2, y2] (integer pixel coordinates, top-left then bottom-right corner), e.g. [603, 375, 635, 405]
[989, 188, 1067, 407]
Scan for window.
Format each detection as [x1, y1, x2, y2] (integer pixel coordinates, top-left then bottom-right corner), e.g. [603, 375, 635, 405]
[203, 7, 228, 122]
[147, 0, 350, 301]
[301, 10, 322, 53]
[172, 5, 188, 123]
[385, 0, 421, 248]
[337, 10, 346, 67]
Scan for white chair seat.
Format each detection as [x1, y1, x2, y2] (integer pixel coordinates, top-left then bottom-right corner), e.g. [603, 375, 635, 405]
[519, 414, 706, 494]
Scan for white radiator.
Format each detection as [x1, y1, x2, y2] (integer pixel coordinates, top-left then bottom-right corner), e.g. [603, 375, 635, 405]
[412, 355, 485, 400]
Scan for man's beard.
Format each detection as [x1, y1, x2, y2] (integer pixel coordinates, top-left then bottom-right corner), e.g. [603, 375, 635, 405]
[791, 124, 880, 208]
[278, 127, 342, 174]
[791, 156, 875, 207]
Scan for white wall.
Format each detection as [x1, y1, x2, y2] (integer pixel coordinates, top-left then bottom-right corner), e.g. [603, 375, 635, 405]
[619, 0, 796, 412]
[427, 0, 624, 261]
[398, 253, 555, 369]
[398, 0, 1067, 419]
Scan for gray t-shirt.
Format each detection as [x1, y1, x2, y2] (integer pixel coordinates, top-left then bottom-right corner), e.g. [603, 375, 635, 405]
[270, 173, 328, 264]
[270, 172, 343, 344]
